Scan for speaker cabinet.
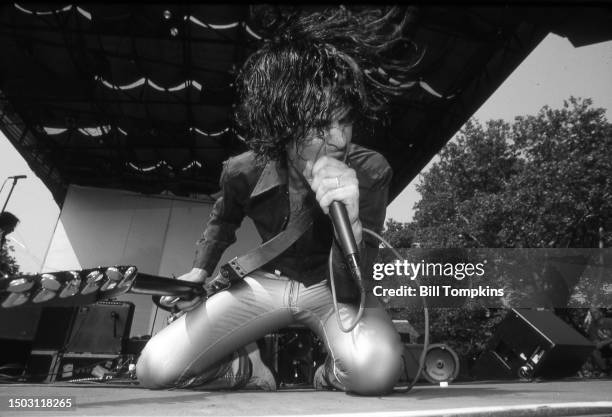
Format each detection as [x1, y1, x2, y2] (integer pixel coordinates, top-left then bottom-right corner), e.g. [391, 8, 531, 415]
[31, 307, 77, 350]
[25, 302, 134, 381]
[0, 306, 43, 372]
[473, 309, 594, 380]
[64, 301, 134, 354]
[30, 302, 134, 354]
[0, 305, 42, 341]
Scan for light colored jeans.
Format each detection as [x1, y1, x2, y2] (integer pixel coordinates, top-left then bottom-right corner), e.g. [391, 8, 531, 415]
[136, 270, 403, 395]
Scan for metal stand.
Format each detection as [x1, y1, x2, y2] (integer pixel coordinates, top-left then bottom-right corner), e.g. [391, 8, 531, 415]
[1, 176, 26, 213]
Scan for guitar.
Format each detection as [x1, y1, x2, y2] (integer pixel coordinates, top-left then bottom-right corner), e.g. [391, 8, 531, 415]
[0, 265, 223, 309]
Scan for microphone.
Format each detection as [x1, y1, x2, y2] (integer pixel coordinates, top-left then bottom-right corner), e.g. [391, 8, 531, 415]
[329, 201, 362, 281]
[8, 175, 27, 179]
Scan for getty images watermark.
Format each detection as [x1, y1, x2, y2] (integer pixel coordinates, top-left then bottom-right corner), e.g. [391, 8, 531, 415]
[368, 248, 612, 308]
[372, 258, 503, 298]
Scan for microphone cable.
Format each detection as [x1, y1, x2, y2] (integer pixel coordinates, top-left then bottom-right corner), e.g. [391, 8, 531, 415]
[328, 226, 429, 393]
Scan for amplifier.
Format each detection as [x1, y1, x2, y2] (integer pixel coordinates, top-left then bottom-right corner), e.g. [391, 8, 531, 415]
[25, 301, 135, 382]
[0, 305, 41, 374]
[31, 307, 77, 350]
[31, 301, 134, 354]
[65, 301, 134, 354]
[0, 305, 42, 341]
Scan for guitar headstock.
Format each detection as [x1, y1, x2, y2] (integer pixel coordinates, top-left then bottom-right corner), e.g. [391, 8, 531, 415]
[0, 265, 138, 308]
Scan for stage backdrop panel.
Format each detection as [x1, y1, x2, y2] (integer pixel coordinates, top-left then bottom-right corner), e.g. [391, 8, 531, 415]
[42, 185, 260, 337]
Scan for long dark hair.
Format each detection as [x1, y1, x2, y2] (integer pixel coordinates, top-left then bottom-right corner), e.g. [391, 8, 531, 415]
[235, 6, 420, 161]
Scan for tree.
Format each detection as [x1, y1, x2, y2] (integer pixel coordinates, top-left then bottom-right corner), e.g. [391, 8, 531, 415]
[382, 219, 416, 248]
[413, 117, 519, 247]
[1, 211, 21, 277]
[382, 98, 612, 375]
[413, 97, 612, 249]
[0, 243, 20, 277]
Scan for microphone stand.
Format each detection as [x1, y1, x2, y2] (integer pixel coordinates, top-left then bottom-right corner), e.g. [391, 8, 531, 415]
[1, 176, 26, 213]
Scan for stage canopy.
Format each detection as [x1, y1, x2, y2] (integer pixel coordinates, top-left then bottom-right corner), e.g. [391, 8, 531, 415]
[1, 4, 611, 205]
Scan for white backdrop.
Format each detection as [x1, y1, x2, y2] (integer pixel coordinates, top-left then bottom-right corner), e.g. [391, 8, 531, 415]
[42, 185, 260, 337]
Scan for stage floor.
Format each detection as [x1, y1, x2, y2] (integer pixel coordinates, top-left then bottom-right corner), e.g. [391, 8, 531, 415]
[1, 379, 612, 417]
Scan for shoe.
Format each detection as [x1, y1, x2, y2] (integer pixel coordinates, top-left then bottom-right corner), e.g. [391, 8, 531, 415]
[313, 364, 344, 391]
[244, 342, 277, 391]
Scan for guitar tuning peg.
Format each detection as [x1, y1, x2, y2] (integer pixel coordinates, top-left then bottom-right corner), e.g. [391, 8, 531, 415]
[32, 274, 62, 303]
[119, 266, 138, 289]
[1, 277, 34, 308]
[101, 267, 123, 292]
[5, 277, 34, 292]
[59, 271, 82, 298]
[1, 292, 30, 308]
[82, 270, 105, 295]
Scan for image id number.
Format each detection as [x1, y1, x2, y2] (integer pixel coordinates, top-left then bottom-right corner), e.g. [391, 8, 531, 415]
[5, 397, 74, 410]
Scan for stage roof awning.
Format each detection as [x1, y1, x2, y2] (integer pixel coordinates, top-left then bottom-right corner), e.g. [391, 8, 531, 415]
[1, 4, 611, 205]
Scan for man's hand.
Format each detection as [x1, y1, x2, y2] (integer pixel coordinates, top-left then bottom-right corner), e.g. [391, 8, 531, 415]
[305, 156, 362, 244]
[159, 267, 208, 312]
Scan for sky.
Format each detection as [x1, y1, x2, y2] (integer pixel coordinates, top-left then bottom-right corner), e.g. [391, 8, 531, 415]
[1, 33, 612, 273]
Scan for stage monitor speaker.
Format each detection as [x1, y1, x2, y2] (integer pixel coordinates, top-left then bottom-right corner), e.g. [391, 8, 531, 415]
[473, 309, 594, 380]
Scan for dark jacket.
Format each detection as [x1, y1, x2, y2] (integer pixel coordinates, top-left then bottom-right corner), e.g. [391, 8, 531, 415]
[193, 143, 392, 302]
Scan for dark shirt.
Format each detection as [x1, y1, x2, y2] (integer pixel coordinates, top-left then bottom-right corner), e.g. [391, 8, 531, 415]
[193, 143, 392, 302]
